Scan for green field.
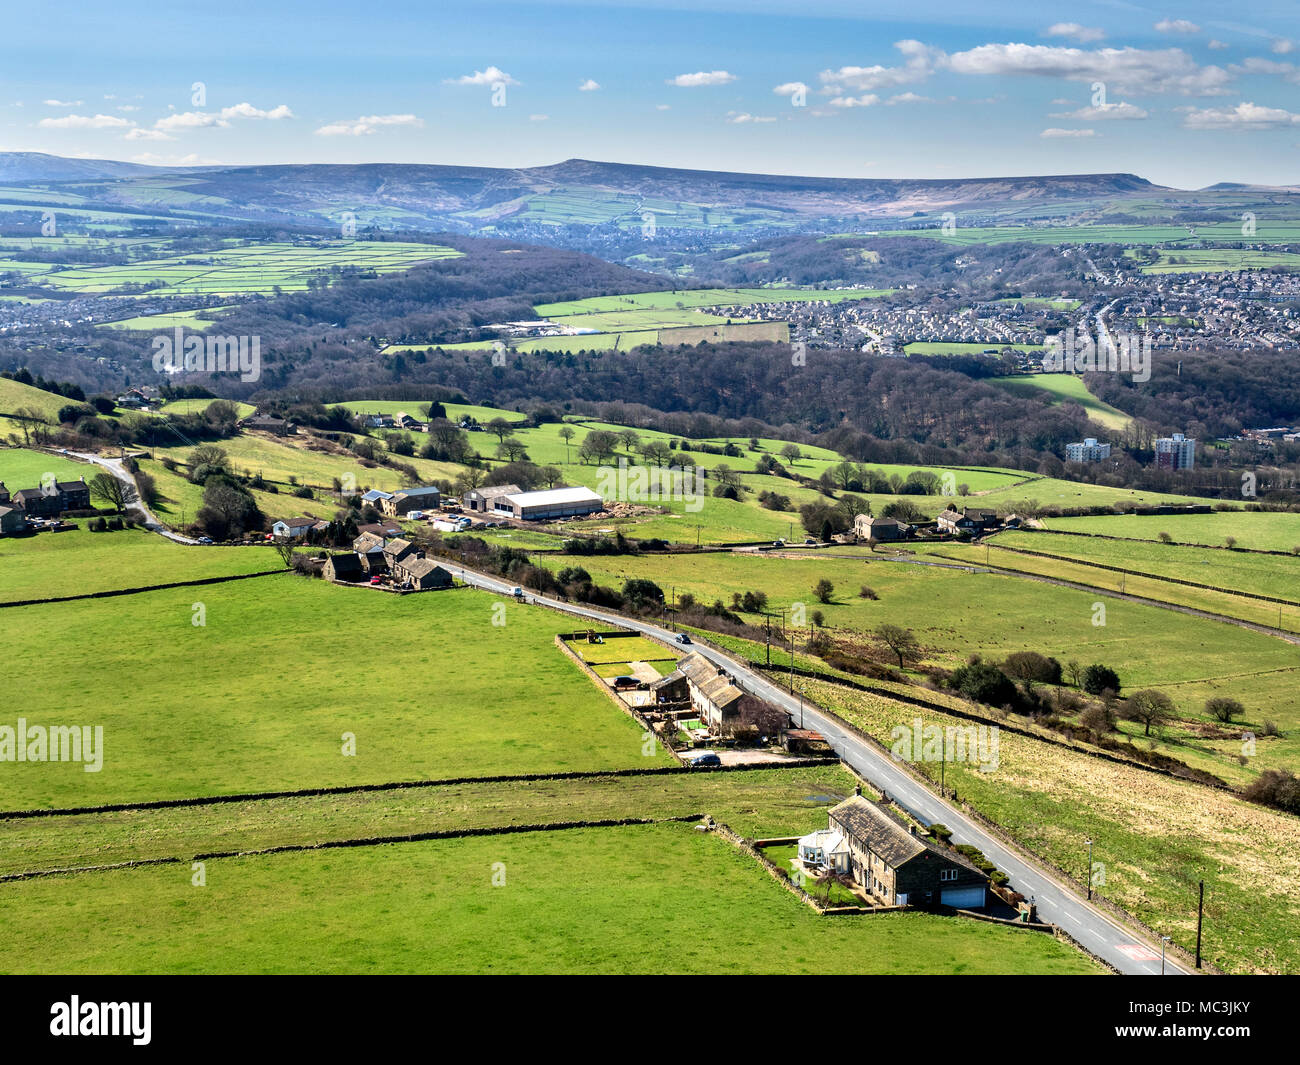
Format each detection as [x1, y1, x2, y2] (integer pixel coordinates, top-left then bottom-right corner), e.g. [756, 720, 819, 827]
[20, 239, 461, 296]
[0, 525, 279, 603]
[101, 305, 235, 331]
[1140, 249, 1300, 274]
[989, 374, 1133, 431]
[879, 220, 1300, 248]
[1, 578, 671, 811]
[905, 341, 1045, 356]
[1046, 511, 1300, 552]
[0, 823, 1099, 974]
[0, 446, 94, 490]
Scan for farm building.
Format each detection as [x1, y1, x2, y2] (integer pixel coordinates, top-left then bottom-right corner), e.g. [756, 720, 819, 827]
[381, 485, 441, 517]
[0, 505, 28, 535]
[392, 557, 453, 590]
[242, 414, 293, 436]
[355, 521, 403, 539]
[497, 486, 603, 521]
[382, 537, 417, 567]
[462, 484, 519, 513]
[323, 553, 364, 582]
[677, 653, 765, 729]
[854, 515, 910, 541]
[936, 506, 1000, 537]
[360, 489, 393, 506]
[828, 793, 988, 909]
[10, 488, 61, 517]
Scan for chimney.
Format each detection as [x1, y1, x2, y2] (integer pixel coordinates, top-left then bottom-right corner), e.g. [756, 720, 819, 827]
[908, 825, 916, 835]
[854, 785, 862, 797]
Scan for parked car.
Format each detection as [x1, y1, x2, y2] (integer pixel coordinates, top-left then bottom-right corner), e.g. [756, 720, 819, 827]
[369, 576, 382, 585]
[686, 752, 721, 768]
[772, 539, 785, 547]
[804, 537, 816, 545]
[196, 536, 213, 545]
[674, 633, 692, 645]
[611, 675, 640, 690]
[510, 586, 524, 598]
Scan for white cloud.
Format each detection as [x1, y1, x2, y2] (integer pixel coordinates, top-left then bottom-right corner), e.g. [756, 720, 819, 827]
[125, 128, 173, 141]
[655, 104, 671, 111]
[1040, 127, 1097, 137]
[43, 98, 83, 107]
[1182, 100, 1300, 129]
[130, 152, 216, 166]
[219, 102, 293, 121]
[827, 94, 880, 108]
[1045, 23, 1106, 43]
[529, 113, 549, 121]
[117, 105, 140, 113]
[726, 111, 776, 123]
[886, 92, 932, 104]
[37, 113, 131, 129]
[1208, 39, 1229, 50]
[772, 81, 809, 96]
[1154, 19, 1201, 35]
[819, 40, 939, 93]
[153, 102, 293, 132]
[445, 66, 519, 87]
[944, 43, 1231, 95]
[1051, 101, 1149, 120]
[1231, 57, 1300, 84]
[667, 70, 736, 87]
[315, 113, 423, 136]
[1272, 39, 1295, 55]
[578, 79, 601, 92]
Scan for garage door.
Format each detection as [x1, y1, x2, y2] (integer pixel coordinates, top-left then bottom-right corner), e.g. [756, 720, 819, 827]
[941, 885, 986, 909]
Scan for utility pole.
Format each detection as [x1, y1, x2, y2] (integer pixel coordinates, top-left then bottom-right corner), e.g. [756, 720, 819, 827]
[1161, 935, 1170, 975]
[1195, 880, 1204, 969]
[1085, 838, 1094, 901]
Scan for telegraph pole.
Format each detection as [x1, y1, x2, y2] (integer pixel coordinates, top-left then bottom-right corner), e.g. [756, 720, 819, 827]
[1195, 879, 1204, 969]
[1085, 838, 1094, 901]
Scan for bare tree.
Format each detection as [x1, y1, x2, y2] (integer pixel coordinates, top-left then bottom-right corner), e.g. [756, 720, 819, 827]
[89, 471, 134, 513]
[875, 624, 920, 668]
[1123, 689, 1176, 737]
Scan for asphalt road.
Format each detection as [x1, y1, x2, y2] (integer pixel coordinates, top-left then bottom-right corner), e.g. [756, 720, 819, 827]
[456, 563, 1194, 977]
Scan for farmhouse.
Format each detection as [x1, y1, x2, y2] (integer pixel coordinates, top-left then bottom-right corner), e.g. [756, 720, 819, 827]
[355, 520, 403, 539]
[462, 484, 519, 513]
[11, 488, 61, 517]
[677, 653, 765, 729]
[0, 505, 28, 536]
[242, 414, 293, 436]
[854, 515, 910, 541]
[381, 485, 441, 517]
[382, 537, 417, 567]
[0, 483, 7, 504]
[828, 793, 988, 909]
[272, 517, 316, 540]
[936, 506, 1000, 537]
[55, 478, 91, 510]
[392, 557, 453, 590]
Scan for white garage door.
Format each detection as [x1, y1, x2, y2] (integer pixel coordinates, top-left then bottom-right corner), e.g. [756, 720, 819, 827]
[941, 885, 986, 909]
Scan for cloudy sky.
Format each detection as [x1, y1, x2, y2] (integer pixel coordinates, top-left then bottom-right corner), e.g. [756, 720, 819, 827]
[3, 0, 1298, 186]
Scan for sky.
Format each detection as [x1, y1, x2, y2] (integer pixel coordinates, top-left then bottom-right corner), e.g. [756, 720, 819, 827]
[2, 0, 1298, 187]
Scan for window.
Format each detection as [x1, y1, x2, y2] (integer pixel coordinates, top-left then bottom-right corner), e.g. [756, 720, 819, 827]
[940, 868, 958, 882]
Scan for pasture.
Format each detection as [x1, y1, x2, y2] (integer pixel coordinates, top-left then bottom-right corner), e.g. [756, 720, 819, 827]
[988, 374, 1133, 431]
[0, 823, 1100, 974]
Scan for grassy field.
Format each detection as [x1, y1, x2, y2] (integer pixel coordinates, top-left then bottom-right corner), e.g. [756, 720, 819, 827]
[100, 305, 235, 331]
[0, 823, 1100, 974]
[0, 446, 94, 490]
[905, 341, 1044, 356]
[879, 220, 1300, 248]
[807, 681, 1300, 974]
[0, 525, 280, 602]
[989, 374, 1133, 431]
[1, 578, 672, 811]
[1046, 511, 1300, 552]
[1140, 249, 1300, 274]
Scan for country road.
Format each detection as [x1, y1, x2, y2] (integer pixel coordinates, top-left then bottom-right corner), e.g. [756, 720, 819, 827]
[64, 450, 198, 544]
[451, 563, 1196, 976]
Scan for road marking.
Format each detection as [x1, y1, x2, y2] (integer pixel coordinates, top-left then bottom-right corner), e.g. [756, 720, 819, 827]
[1116, 944, 1161, 962]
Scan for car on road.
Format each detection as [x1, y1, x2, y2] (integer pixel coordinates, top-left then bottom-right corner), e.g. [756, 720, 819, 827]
[804, 537, 816, 545]
[772, 539, 785, 547]
[674, 633, 692, 645]
[510, 586, 524, 598]
[685, 752, 721, 768]
[196, 536, 213, 545]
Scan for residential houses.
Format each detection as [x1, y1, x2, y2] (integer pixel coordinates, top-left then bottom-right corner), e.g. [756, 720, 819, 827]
[821, 792, 988, 909]
[0, 504, 27, 535]
[271, 517, 319, 541]
[676, 653, 767, 730]
[1155, 432, 1196, 471]
[936, 506, 1000, 537]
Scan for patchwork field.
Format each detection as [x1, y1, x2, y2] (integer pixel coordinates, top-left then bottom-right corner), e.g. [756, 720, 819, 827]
[1046, 511, 1300, 553]
[1, 577, 671, 811]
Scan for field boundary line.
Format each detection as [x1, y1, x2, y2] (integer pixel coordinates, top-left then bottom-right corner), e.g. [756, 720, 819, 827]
[0, 568, 286, 609]
[0, 815, 706, 884]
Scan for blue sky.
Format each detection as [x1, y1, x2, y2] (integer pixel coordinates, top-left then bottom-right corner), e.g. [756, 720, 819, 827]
[3, 0, 1298, 187]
